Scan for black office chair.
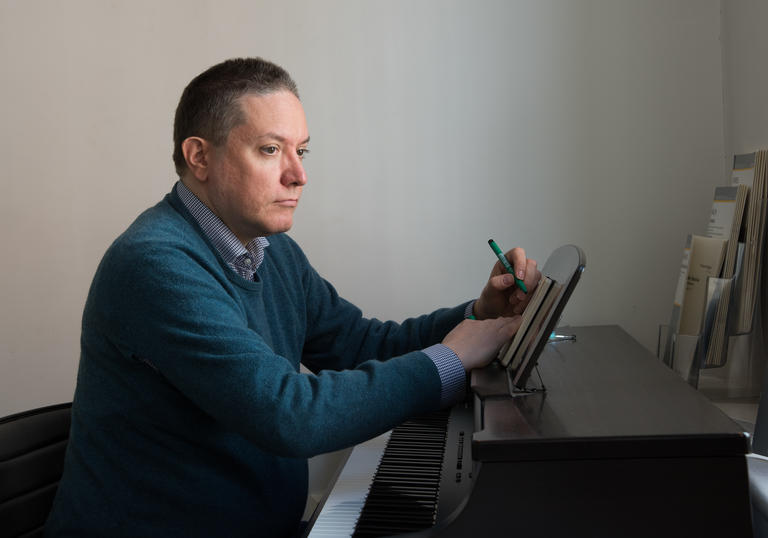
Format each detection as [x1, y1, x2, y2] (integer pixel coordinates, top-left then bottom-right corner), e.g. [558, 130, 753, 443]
[0, 403, 72, 538]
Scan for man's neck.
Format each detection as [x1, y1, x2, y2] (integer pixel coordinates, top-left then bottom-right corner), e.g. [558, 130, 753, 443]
[179, 176, 252, 247]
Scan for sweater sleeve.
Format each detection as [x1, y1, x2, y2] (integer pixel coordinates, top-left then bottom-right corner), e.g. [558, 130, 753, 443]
[91, 237, 451, 458]
[292, 241, 469, 374]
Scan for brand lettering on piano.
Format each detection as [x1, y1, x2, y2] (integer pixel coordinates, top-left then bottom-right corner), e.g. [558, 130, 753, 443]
[456, 431, 465, 481]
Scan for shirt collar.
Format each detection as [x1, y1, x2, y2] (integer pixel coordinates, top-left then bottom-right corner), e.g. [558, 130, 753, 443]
[175, 181, 269, 277]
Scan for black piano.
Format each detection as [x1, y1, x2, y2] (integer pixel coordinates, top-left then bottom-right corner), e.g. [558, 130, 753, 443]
[306, 325, 753, 537]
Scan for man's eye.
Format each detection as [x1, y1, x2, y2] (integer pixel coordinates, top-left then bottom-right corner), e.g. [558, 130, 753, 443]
[262, 146, 278, 155]
[297, 148, 310, 159]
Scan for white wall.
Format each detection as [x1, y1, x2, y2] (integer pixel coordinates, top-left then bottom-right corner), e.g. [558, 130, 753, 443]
[0, 0, 725, 416]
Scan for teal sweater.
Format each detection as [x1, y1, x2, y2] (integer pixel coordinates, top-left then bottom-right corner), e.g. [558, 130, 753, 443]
[46, 190, 466, 537]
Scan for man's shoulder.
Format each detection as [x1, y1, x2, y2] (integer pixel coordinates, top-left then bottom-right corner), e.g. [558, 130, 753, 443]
[122, 194, 191, 244]
[102, 193, 211, 272]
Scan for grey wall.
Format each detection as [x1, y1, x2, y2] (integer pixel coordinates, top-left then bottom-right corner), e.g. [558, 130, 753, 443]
[722, 0, 768, 156]
[0, 0, 732, 416]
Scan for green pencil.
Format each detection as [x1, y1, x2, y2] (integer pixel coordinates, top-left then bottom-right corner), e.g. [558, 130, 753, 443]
[488, 239, 527, 293]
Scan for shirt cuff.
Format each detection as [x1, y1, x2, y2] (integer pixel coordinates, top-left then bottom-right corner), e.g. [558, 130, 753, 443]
[464, 301, 477, 319]
[422, 343, 466, 407]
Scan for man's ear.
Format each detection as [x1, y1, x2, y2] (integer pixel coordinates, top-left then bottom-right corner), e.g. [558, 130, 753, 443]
[181, 137, 211, 181]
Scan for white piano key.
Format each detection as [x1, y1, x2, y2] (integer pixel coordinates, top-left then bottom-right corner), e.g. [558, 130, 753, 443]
[306, 431, 391, 537]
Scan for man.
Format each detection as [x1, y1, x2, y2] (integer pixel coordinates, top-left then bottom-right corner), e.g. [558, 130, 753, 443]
[46, 58, 539, 537]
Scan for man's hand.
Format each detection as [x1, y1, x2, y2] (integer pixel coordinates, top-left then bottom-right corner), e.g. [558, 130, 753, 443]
[442, 316, 522, 371]
[473, 247, 541, 320]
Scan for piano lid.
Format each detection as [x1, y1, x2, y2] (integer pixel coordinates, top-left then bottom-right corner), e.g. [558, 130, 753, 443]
[471, 325, 750, 462]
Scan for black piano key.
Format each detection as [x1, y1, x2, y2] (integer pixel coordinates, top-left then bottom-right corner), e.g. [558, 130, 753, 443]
[352, 410, 450, 537]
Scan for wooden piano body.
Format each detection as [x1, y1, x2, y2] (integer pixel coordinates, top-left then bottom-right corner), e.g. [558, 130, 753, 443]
[307, 325, 753, 537]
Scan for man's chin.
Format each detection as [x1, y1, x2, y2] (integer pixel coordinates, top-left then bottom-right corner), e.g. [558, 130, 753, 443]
[260, 221, 293, 237]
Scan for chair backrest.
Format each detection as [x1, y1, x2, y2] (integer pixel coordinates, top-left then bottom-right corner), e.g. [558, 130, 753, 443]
[0, 403, 72, 538]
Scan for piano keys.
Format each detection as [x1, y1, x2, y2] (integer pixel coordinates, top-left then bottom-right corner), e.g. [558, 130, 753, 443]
[305, 325, 753, 537]
[307, 432, 390, 537]
[353, 411, 448, 535]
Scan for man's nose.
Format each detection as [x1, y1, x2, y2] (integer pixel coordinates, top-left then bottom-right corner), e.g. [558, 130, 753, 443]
[282, 152, 307, 186]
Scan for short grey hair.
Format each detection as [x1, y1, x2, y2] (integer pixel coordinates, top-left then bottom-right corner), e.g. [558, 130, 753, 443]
[172, 57, 299, 176]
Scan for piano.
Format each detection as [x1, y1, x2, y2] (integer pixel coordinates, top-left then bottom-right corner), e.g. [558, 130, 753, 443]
[306, 325, 753, 537]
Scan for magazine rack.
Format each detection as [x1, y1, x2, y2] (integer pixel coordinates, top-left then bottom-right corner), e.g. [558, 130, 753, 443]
[659, 241, 767, 399]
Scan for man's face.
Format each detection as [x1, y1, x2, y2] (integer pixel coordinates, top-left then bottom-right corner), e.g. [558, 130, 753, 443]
[203, 91, 309, 243]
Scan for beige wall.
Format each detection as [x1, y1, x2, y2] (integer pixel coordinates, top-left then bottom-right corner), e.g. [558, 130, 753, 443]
[0, 0, 728, 416]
